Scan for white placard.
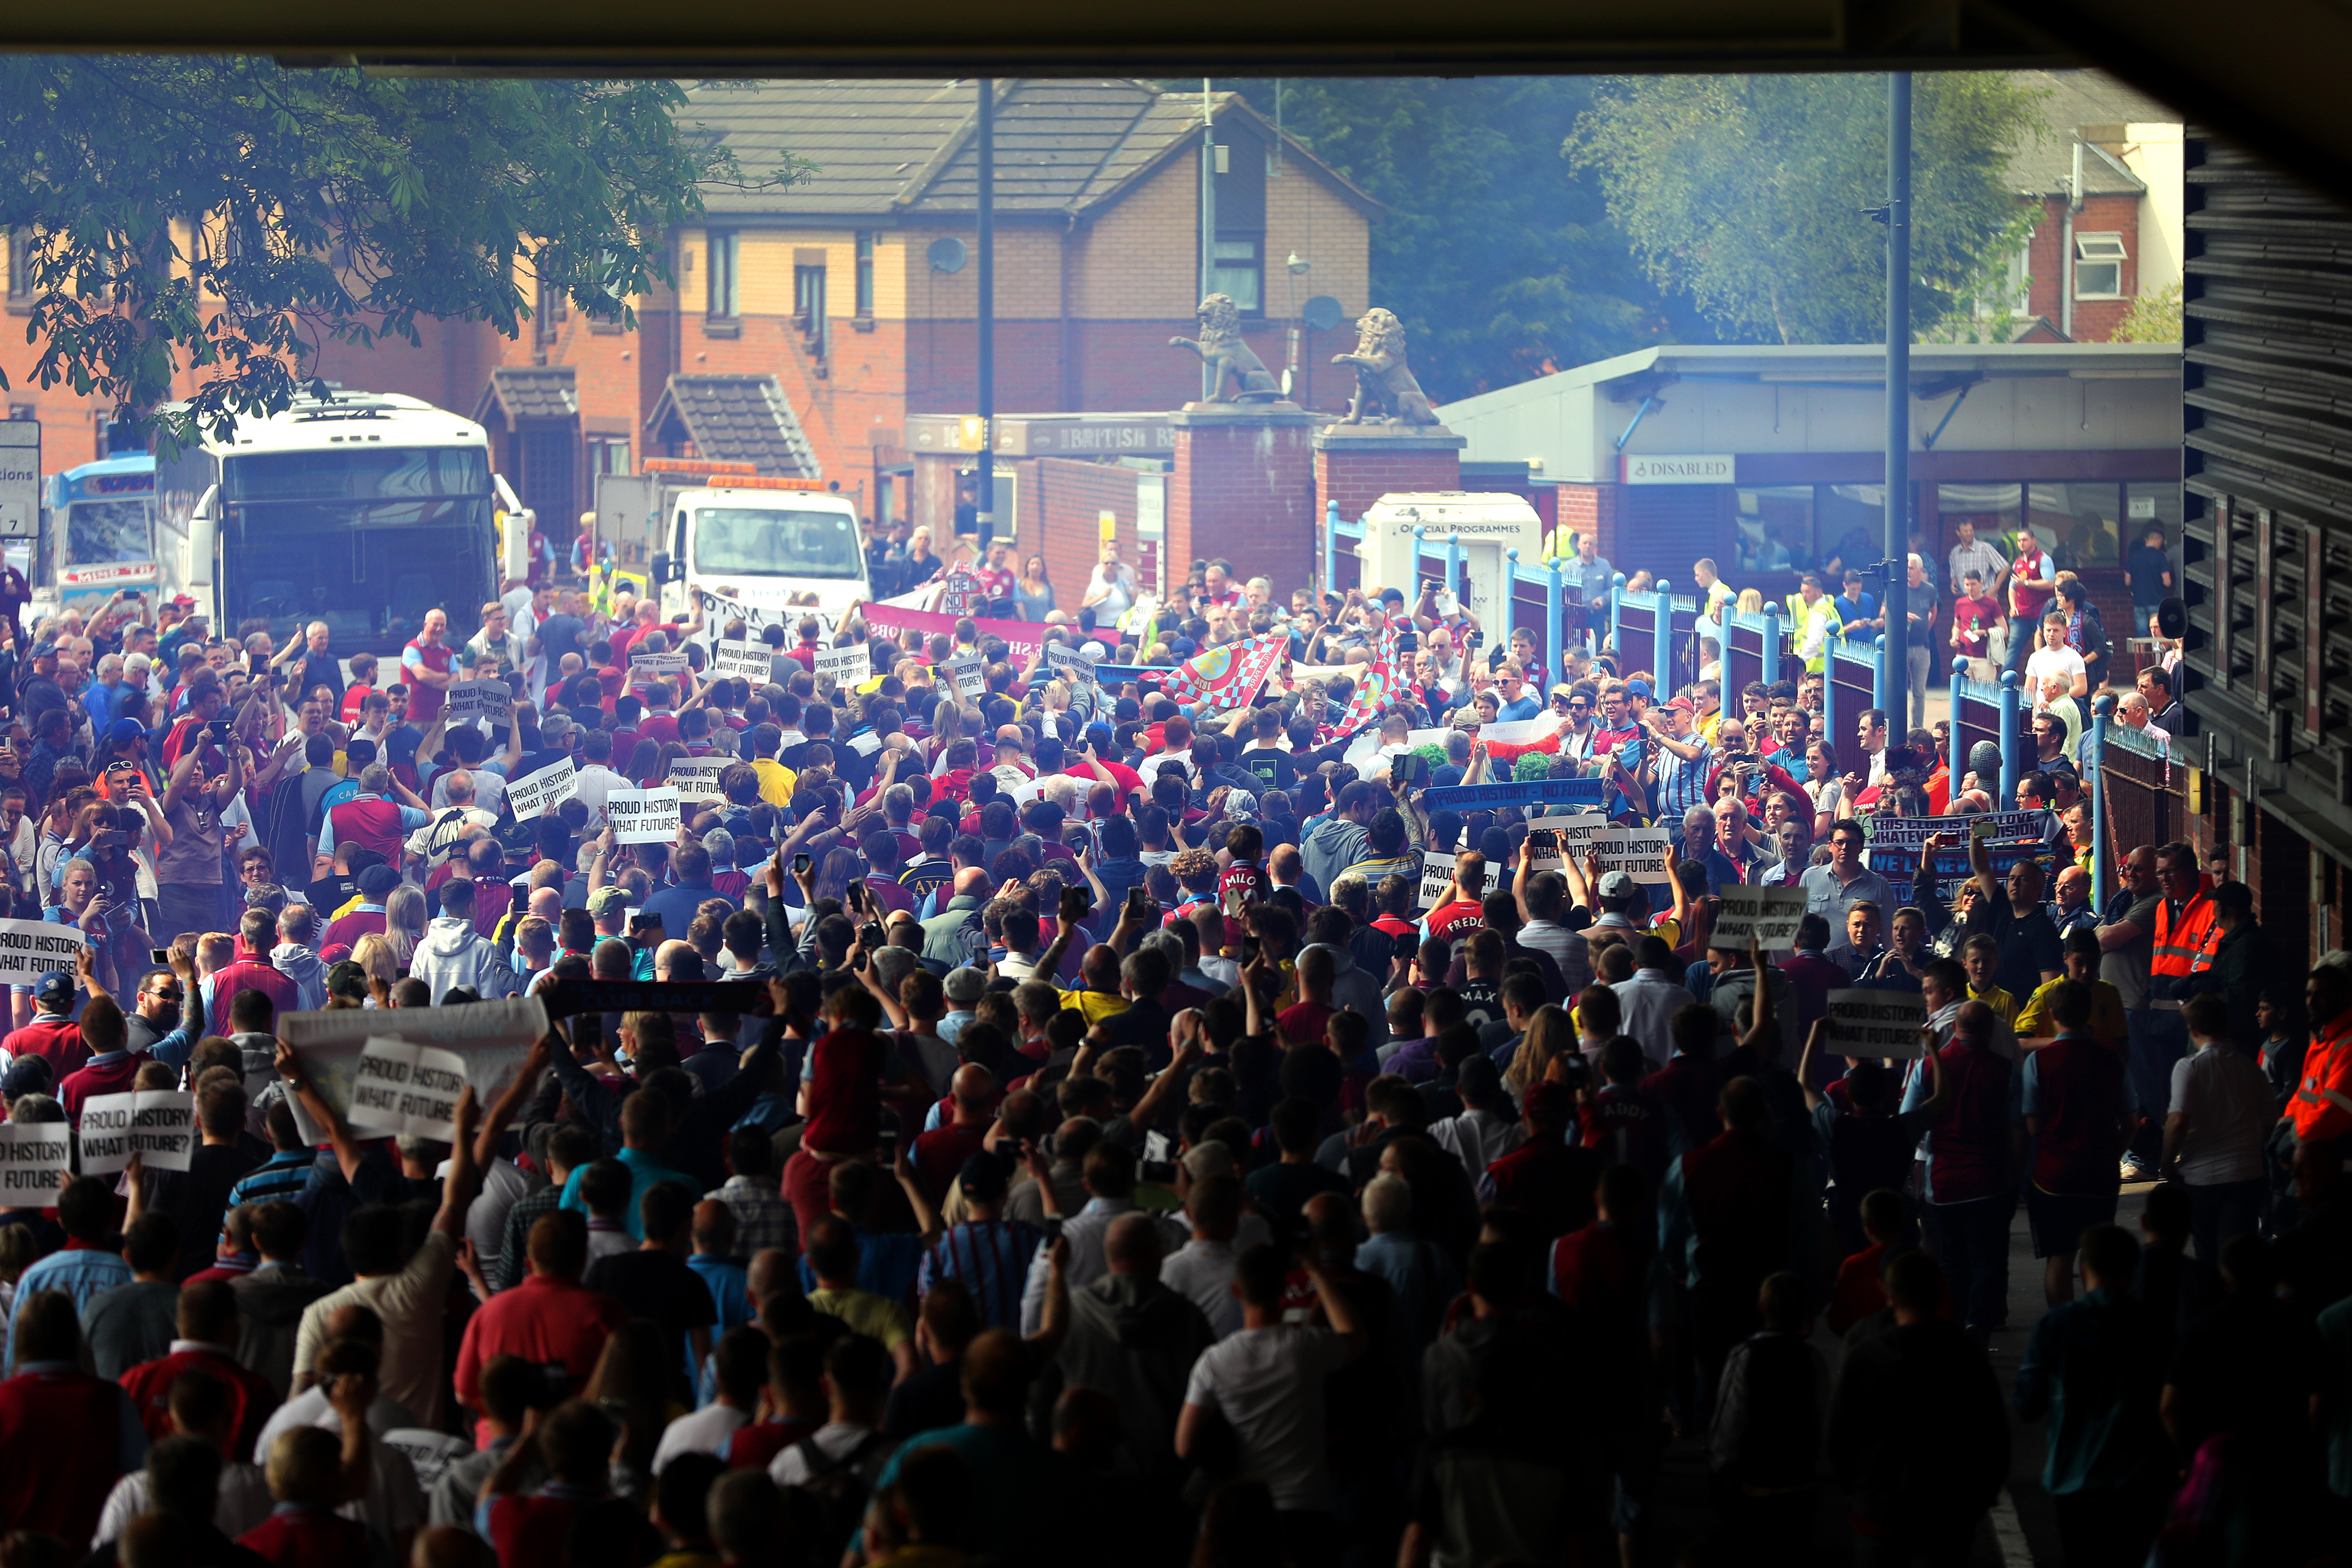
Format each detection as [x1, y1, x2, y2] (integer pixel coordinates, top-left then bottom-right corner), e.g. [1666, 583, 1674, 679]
[942, 654, 987, 701]
[1416, 850, 1461, 912]
[0, 918, 90, 988]
[280, 997, 548, 1147]
[346, 1039, 470, 1142]
[664, 757, 728, 804]
[814, 644, 867, 688]
[1525, 811, 1671, 885]
[1825, 988, 1930, 1059]
[1474, 712, 1564, 746]
[605, 787, 680, 844]
[0, 1122, 69, 1200]
[1708, 885, 1808, 951]
[78, 1091, 194, 1176]
[443, 678, 510, 722]
[707, 641, 775, 683]
[1864, 808, 2053, 850]
[629, 651, 691, 687]
[503, 759, 579, 823]
[1044, 645, 1098, 686]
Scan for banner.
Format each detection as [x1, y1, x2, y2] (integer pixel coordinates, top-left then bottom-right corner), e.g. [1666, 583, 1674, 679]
[1865, 808, 2053, 850]
[347, 1039, 470, 1142]
[857, 601, 1049, 664]
[1158, 632, 1288, 713]
[1322, 618, 1399, 743]
[1415, 850, 1462, 912]
[1825, 988, 1929, 1059]
[443, 678, 510, 722]
[1708, 885, 1809, 951]
[78, 1091, 194, 1176]
[280, 997, 548, 1147]
[1869, 839, 2053, 905]
[663, 757, 729, 804]
[0, 918, 89, 989]
[606, 787, 681, 844]
[534, 977, 775, 1023]
[941, 653, 987, 701]
[1044, 645, 1098, 687]
[503, 760, 579, 823]
[1425, 778, 1605, 812]
[0, 1122, 69, 1200]
[708, 641, 775, 684]
[629, 651, 691, 687]
[692, 590, 782, 632]
[813, 644, 869, 688]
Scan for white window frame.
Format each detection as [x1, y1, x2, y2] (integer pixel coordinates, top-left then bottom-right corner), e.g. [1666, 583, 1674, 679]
[2073, 232, 2127, 300]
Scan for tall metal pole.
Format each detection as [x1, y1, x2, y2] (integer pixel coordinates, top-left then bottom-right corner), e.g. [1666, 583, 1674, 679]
[1200, 80, 1217, 403]
[975, 78, 995, 549]
[1882, 71, 1912, 729]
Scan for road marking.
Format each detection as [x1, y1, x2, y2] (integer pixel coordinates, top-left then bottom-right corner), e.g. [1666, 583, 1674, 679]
[1991, 1486, 2034, 1567]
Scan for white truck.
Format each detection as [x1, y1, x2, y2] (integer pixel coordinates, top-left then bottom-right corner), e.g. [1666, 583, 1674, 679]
[595, 460, 870, 633]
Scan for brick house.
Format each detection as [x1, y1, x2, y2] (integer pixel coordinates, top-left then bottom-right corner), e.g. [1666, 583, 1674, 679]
[1999, 71, 2184, 343]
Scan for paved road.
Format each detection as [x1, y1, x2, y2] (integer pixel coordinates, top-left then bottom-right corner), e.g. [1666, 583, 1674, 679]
[1641, 1182, 2157, 1566]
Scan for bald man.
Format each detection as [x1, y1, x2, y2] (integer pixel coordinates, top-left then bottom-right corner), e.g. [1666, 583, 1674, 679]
[653, 938, 706, 984]
[911, 1064, 1000, 1206]
[919, 865, 992, 966]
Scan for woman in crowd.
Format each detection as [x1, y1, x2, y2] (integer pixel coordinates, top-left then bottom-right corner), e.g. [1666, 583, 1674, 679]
[1014, 553, 1057, 621]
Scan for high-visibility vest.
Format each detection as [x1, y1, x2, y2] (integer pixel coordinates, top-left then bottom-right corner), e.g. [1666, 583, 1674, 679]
[2150, 891, 2219, 999]
[2290, 1007, 2352, 1138]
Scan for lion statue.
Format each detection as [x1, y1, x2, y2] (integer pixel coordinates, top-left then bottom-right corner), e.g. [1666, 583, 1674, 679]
[1333, 307, 1440, 426]
[1170, 294, 1282, 403]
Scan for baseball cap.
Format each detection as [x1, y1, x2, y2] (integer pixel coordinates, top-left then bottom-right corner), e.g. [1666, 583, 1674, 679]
[1597, 869, 1640, 900]
[1664, 696, 1694, 715]
[1169, 637, 1198, 660]
[32, 971, 73, 1007]
[588, 886, 631, 917]
[1624, 679, 1653, 701]
[0, 1057, 51, 1100]
[168, 593, 197, 608]
[943, 966, 987, 1005]
[356, 864, 400, 899]
[1379, 587, 1406, 605]
[959, 1149, 1013, 1203]
[106, 717, 146, 747]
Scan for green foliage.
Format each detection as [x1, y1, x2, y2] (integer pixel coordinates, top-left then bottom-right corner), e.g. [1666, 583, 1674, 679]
[1513, 750, 1553, 782]
[0, 60, 797, 446]
[1566, 74, 2047, 344]
[2111, 280, 2184, 343]
[1203, 79, 1707, 401]
[1410, 743, 1450, 769]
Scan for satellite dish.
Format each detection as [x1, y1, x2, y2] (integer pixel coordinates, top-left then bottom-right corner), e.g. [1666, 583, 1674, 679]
[1302, 295, 1345, 332]
[928, 236, 968, 274]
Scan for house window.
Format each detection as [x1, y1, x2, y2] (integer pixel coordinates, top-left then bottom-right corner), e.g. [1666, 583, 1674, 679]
[588, 437, 631, 477]
[2074, 233, 2127, 299]
[706, 231, 739, 319]
[1210, 236, 1263, 313]
[854, 232, 875, 317]
[5, 231, 30, 301]
[534, 275, 567, 345]
[794, 263, 828, 361]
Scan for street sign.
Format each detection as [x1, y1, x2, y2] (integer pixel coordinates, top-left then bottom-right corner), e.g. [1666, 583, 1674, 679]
[0, 423, 36, 540]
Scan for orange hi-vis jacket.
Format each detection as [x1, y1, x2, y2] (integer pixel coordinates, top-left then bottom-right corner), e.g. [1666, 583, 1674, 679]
[2289, 1006, 2352, 1142]
[2149, 890, 2219, 1004]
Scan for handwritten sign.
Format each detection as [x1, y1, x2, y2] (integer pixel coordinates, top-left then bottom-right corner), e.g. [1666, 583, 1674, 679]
[1424, 778, 1604, 812]
[0, 1122, 69, 1200]
[1045, 644, 1098, 687]
[605, 787, 680, 844]
[1416, 851, 1461, 913]
[78, 1091, 194, 1176]
[941, 654, 987, 701]
[813, 644, 867, 688]
[1525, 811, 1673, 885]
[707, 640, 775, 684]
[0, 918, 89, 989]
[503, 759, 579, 823]
[1708, 885, 1809, 951]
[664, 757, 728, 804]
[629, 651, 691, 687]
[443, 678, 510, 722]
[347, 1039, 470, 1142]
[280, 997, 547, 1147]
[1825, 988, 1930, 1059]
[1865, 808, 2052, 849]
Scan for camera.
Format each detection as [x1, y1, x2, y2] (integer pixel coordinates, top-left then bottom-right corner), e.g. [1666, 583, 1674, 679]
[858, 921, 885, 951]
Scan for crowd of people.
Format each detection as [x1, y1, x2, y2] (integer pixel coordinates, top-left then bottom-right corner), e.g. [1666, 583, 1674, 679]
[0, 521, 2333, 1568]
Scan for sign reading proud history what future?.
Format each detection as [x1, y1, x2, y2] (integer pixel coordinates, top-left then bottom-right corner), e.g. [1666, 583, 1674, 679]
[502, 760, 579, 823]
[604, 787, 680, 844]
[279, 997, 548, 1147]
[442, 678, 510, 722]
[628, 651, 691, 686]
[1825, 988, 1930, 1059]
[942, 653, 987, 701]
[347, 1039, 470, 1143]
[1524, 811, 1674, 885]
[813, 644, 868, 688]
[707, 641, 775, 683]
[0, 918, 87, 989]
[663, 758, 729, 804]
[1708, 885, 1809, 951]
[77, 1091, 195, 1176]
[0, 1123, 68, 1199]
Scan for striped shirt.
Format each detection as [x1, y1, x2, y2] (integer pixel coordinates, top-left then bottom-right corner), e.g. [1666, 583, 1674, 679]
[1946, 539, 2009, 596]
[1654, 740, 1716, 819]
[920, 1218, 1045, 1331]
[706, 1176, 796, 1259]
[5, 1245, 131, 1374]
[222, 1149, 316, 1222]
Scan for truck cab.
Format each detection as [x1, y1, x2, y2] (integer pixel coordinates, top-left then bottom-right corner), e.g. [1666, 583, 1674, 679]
[644, 478, 869, 629]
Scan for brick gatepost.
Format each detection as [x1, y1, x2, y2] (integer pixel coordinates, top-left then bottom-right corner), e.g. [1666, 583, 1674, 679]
[1312, 423, 1470, 532]
[1166, 402, 1318, 591]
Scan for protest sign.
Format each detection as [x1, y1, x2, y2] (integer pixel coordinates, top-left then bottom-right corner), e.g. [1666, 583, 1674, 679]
[1417, 851, 1462, 912]
[694, 590, 779, 632]
[858, 599, 1048, 664]
[0, 918, 88, 988]
[1424, 777, 1605, 812]
[605, 787, 680, 844]
[443, 678, 510, 722]
[663, 758, 729, 804]
[813, 644, 868, 688]
[1865, 808, 2052, 850]
[1525, 811, 1673, 884]
[1044, 644, 1099, 687]
[628, 651, 691, 686]
[1474, 713, 1565, 746]
[346, 1039, 470, 1142]
[280, 997, 547, 1147]
[1825, 989, 1930, 1059]
[1708, 885, 1809, 951]
[941, 654, 987, 701]
[1869, 838, 2051, 905]
[78, 1091, 195, 1176]
[503, 760, 579, 822]
[708, 640, 775, 683]
[0, 1122, 69, 1201]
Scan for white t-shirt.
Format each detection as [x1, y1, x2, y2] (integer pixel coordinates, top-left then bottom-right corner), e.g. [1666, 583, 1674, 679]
[251, 1388, 426, 1540]
[2024, 646, 2087, 706]
[2167, 1042, 2273, 1185]
[94, 1462, 275, 1543]
[1182, 1325, 1352, 1512]
[653, 1402, 750, 1474]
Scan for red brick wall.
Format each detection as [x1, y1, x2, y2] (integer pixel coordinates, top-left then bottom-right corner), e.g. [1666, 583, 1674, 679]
[1168, 415, 1316, 593]
[1313, 442, 1463, 529]
[2023, 193, 2143, 343]
[1556, 483, 1622, 562]
[1028, 458, 1141, 603]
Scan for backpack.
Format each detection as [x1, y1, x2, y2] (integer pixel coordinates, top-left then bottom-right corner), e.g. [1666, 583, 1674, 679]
[790, 1432, 887, 1560]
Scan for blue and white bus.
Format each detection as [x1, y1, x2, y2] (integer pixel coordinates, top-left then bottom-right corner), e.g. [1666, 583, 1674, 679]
[153, 391, 499, 654]
[39, 454, 160, 611]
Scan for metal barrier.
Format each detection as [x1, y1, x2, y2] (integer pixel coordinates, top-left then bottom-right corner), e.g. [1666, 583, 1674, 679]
[1830, 637, 1880, 780]
[1321, 502, 1364, 596]
[2099, 717, 2182, 887]
[1725, 609, 1767, 705]
[1951, 665, 2004, 793]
